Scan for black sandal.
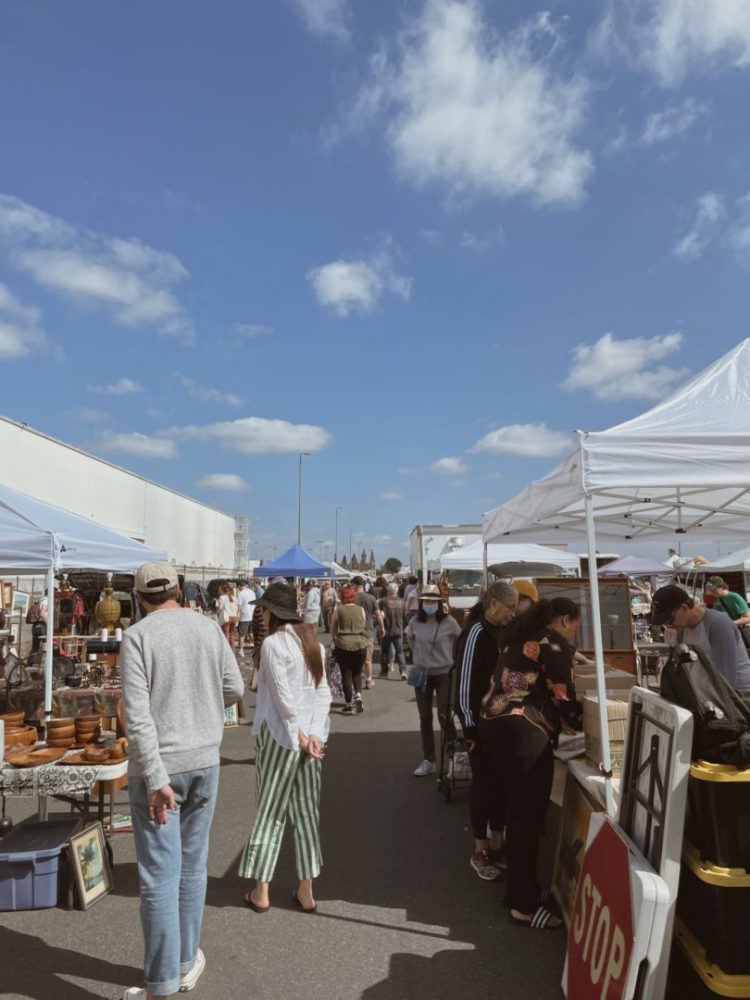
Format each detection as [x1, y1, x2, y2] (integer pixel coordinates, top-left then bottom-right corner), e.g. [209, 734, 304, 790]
[244, 891, 270, 913]
[292, 890, 317, 914]
[509, 905, 562, 930]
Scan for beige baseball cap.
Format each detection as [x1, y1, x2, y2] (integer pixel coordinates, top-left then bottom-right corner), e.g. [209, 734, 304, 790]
[134, 561, 179, 594]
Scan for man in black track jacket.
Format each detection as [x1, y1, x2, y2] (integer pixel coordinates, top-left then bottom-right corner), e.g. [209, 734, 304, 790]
[455, 580, 519, 880]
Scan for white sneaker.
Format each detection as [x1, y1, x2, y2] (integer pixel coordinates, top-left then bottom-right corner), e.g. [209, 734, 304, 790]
[414, 760, 436, 777]
[122, 990, 146, 1000]
[179, 948, 206, 992]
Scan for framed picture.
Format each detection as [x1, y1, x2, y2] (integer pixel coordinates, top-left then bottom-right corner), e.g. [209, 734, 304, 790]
[11, 591, 29, 616]
[1, 580, 12, 610]
[552, 771, 602, 926]
[68, 823, 113, 909]
[224, 703, 239, 727]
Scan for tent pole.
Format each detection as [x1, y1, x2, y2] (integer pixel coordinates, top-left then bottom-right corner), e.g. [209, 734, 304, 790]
[483, 543, 488, 590]
[44, 566, 55, 716]
[584, 495, 615, 817]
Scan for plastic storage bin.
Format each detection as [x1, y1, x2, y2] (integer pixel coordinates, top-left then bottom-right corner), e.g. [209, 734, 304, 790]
[0, 818, 81, 911]
[668, 918, 750, 999]
[685, 760, 750, 869]
[677, 842, 750, 975]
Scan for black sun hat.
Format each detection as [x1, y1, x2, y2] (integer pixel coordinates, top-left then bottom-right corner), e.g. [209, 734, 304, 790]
[258, 581, 301, 622]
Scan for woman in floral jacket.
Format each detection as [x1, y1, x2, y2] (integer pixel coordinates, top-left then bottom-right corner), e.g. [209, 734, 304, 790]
[479, 597, 582, 931]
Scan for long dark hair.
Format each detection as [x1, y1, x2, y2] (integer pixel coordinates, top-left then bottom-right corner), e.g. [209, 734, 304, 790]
[268, 615, 324, 687]
[503, 597, 580, 645]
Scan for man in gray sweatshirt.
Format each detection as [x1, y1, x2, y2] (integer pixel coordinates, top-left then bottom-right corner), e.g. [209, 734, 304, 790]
[121, 561, 244, 1000]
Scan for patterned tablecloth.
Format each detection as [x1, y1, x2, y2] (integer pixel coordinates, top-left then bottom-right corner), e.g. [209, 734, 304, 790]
[51, 686, 123, 718]
[0, 761, 102, 797]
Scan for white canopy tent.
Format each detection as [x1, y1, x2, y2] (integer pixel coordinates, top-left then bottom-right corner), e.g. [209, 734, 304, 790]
[0, 483, 168, 713]
[324, 560, 351, 579]
[440, 540, 580, 574]
[481, 339, 750, 813]
[701, 545, 750, 573]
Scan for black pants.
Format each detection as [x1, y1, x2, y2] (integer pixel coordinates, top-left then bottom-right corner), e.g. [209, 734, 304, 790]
[415, 673, 451, 762]
[468, 739, 506, 840]
[480, 716, 553, 913]
[335, 647, 365, 703]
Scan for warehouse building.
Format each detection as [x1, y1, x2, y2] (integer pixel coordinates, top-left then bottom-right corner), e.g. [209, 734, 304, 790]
[0, 415, 245, 578]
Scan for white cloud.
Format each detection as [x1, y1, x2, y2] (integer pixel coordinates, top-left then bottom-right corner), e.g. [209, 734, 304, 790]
[563, 331, 689, 400]
[672, 192, 726, 259]
[233, 323, 274, 340]
[166, 416, 331, 455]
[308, 243, 411, 316]
[91, 377, 143, 396]
[175, 374, 242, 407]
[431, 456, 468, 475]
[0, 194, 192, 337]
[99, 433, 178, 459]
[460, 227, 506, 252]
[0, 194, 75, 244]
[640, 97, 708, 144]
[347, 1, 593, 206]
[68, 406, 108, 424]
[0, 282, 54, 361]
[197, 473, 250, 492]
[380, 490, 404, 500]
[290, 0, 349, 40]
[726, 193, 750, 262]
[600, 0, 750, 87]
[471, 423, 573, 457]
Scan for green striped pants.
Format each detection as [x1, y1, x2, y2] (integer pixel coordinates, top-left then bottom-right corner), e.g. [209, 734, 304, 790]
[238, 723, 323, 882]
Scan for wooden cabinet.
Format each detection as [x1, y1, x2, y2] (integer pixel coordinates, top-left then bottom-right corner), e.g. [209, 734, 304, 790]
[536, 577, 637, 675]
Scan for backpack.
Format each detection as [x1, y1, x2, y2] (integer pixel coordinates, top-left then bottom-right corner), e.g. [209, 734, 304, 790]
[660, 643, 750, 766]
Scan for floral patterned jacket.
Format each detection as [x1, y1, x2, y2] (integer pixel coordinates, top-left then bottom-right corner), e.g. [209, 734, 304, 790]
[479, 627, 582, 744]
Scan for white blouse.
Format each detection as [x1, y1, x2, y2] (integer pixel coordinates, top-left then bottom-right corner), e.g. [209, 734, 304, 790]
[252, 626, 331, 750]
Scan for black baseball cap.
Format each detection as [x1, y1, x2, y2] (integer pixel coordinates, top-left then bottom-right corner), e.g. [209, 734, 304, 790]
[651, 585, 692, 626]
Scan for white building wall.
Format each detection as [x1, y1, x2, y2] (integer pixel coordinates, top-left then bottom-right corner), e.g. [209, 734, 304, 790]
[0, 416, 237, 569]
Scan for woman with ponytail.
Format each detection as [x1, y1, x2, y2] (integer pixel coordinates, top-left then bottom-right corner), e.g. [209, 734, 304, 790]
[239, 581, 331, 914]
[479, 597, 582, 931]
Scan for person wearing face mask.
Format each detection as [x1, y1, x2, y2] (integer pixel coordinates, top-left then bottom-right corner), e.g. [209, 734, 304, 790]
[455, 581, 519, 880]
[480, 597, 583, 931]
[406, 585, 462, 777]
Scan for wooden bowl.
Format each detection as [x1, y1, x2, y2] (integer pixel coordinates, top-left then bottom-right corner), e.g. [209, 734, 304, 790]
[4, 725, 37, 747]
[75, 716, 101, 731]
[0, 711, 25, 727]
[82, 747, 109, 763]
[76, 731, 97, 745]
[46, 718, 76, 730]
[46, 721, 75, 734]
[46, 736, 75, 748]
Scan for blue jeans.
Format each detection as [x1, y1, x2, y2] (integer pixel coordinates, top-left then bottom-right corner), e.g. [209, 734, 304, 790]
[130, 765, 220, 996]
[381, 634, 406, 672]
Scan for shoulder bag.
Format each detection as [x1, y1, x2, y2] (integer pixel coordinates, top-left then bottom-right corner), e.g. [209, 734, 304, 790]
[407, 620, 443, 690]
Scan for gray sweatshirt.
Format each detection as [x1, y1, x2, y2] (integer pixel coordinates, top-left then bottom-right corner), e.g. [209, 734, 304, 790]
[121, 608, 245, 792]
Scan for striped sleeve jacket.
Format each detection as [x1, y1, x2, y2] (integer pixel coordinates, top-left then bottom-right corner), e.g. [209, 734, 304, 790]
[454, 619, 501, 740]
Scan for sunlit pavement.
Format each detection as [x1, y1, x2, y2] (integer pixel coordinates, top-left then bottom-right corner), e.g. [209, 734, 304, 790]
[0, 641, 565, 1000]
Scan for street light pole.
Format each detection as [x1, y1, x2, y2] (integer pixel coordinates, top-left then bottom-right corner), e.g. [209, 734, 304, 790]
[298, 452, 311, 545]
[335, 506, 343, 562]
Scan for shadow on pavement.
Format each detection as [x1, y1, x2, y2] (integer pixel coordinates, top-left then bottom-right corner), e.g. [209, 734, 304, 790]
[0, 926, 140, 1000]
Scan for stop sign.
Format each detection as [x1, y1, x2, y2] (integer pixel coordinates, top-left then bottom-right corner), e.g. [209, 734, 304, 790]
[567, 816, 635, 1000]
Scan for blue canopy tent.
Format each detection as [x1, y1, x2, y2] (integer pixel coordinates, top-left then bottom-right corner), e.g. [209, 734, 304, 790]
[255, 544, 333, 579]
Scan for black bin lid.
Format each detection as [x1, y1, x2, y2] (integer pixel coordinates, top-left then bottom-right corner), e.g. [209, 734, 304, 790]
[0, 818, 82, 856]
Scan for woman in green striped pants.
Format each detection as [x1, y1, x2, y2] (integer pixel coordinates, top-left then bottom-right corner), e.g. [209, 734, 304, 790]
[239, 581, 331, 913]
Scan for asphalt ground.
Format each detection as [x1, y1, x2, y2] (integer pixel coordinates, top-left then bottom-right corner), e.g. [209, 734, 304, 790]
[0, 645, 566, 1000]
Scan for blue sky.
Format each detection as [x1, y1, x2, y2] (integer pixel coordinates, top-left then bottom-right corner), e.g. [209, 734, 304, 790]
[1, 0, 749, 565]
